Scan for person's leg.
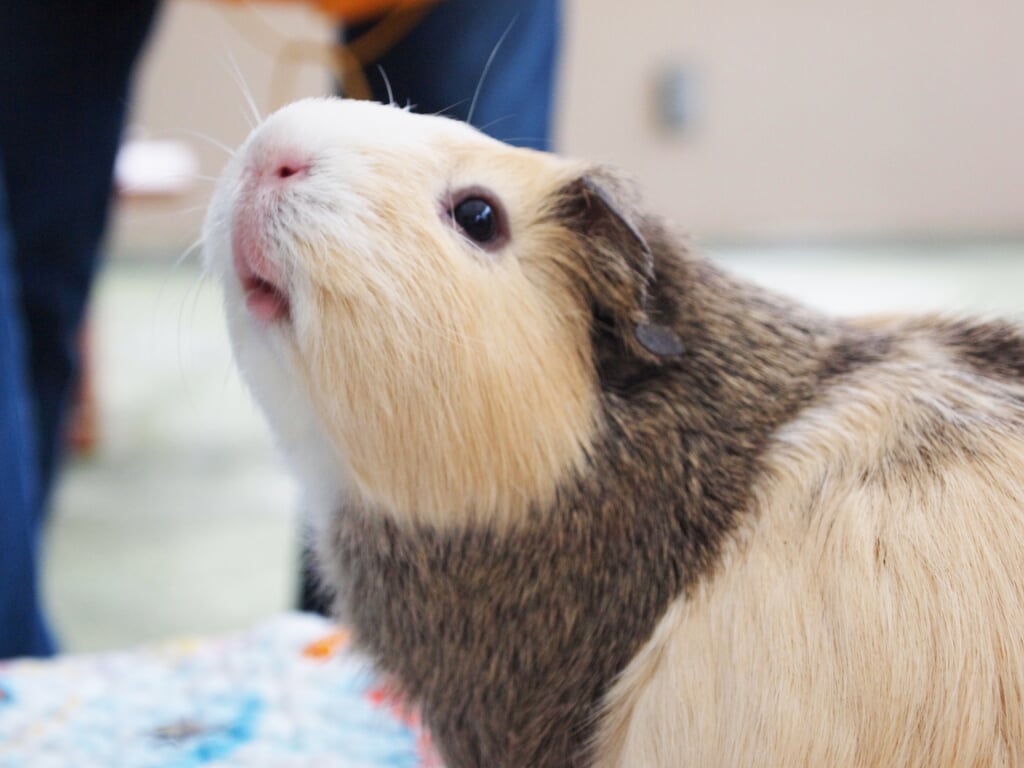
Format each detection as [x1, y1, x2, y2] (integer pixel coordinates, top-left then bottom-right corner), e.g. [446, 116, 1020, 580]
[0, 0, 161, 507]
[345, 0, 562, 150]
[0, 1, 160, 658]
[0, 164, 53, 659]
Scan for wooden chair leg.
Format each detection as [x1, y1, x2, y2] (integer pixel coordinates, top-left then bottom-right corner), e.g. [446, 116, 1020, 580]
[67, 324, 98, 456]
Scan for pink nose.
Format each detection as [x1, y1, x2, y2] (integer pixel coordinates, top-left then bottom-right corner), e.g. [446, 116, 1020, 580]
[248, 146, 311, 185]
[275, 162, 305, 179]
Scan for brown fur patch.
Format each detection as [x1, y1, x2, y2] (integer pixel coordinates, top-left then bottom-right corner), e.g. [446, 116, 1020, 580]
[596, 334, 1024, 767]
[936, 317, 1024, 381]
[322, 197, 893, 766]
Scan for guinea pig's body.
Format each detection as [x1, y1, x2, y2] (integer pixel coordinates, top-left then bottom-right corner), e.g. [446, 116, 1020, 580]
[206, 98, 1024, 767]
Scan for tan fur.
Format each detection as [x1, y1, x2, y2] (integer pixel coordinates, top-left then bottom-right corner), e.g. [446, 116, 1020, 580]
[208, 99, 603, 529]
[293, 137, 600, 527]
[596, 322, 1024, 767]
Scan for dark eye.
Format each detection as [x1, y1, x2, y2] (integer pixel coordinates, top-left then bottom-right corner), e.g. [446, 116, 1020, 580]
[448, 190, 508, 249]
[453, 197, 497, 242]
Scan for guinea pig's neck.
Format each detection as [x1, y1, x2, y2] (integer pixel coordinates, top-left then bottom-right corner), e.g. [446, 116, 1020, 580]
[324, 255, 885, 768]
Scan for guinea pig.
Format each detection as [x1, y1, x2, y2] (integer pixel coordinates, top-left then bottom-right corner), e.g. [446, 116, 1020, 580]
[205, 97, 1024, 767]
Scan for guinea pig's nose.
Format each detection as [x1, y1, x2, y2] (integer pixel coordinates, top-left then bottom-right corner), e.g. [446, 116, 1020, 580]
[266, 158, 310, 183]
[275, 163, 305, 180]
[247, 145, 311, 186]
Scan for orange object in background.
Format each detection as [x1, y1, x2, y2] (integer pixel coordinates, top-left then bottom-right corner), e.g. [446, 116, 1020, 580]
[217, 0, 439, 101]
[302, 629, 351, 659]
[67, 328, 98, 456]
[219, 0, 435, 22]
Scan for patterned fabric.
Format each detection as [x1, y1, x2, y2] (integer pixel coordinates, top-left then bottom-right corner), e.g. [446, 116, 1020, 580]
[0, 614, 439, 768]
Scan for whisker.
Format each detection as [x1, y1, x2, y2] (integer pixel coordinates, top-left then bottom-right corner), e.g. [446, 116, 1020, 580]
[431, 98, 470, 118]
[218, 351, 237, 398]
[467, 15, 519, 128]
[490, 136, 551, 148]
[115, 173, 216, 200]
[175, 234, 209, 269]
[377, 65, 396, 106]
[176, 269, 205, 403]
[223, 46, 263, 129]
[167, 204, 214, 217]
[180, 128, 238, 160]
[475, 113, 517, 134]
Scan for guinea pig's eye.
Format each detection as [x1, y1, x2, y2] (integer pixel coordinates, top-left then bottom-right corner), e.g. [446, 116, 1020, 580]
[447, 188, 508, 250]
[455, 198, 496, 242]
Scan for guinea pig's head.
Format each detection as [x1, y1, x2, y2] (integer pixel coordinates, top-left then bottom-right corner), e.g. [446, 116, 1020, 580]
[205, 97, 675, 528]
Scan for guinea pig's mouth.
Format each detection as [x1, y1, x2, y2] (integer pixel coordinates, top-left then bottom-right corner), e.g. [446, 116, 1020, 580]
[234, 251, 291, 324]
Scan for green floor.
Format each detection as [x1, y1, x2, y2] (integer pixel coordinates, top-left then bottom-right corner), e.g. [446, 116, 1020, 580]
[42, 241, 1024, 653]
[43, 262, 300, 653]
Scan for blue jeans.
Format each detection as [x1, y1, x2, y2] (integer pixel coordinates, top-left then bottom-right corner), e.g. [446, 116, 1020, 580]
[0, 1, 160, 659]
[344, 0, 562, 150]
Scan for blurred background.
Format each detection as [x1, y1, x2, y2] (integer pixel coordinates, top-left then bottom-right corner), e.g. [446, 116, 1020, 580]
[45, 0, 1023, 651]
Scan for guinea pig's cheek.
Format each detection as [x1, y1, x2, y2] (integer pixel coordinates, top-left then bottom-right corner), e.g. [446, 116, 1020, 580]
[288, 283, 328, 352]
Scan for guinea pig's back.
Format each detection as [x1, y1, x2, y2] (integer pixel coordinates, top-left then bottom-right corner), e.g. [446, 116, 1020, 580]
[596, 315, 1024, 768]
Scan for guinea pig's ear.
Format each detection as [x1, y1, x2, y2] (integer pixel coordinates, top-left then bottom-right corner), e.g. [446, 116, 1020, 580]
[557, 171, 684, 369]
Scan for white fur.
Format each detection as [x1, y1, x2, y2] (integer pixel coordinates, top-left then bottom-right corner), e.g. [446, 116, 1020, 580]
[205, 98, 598, 530]
[204, 119, 350, 533]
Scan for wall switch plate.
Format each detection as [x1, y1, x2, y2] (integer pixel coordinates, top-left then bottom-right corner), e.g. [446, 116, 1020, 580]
[654, 64, 699, 134]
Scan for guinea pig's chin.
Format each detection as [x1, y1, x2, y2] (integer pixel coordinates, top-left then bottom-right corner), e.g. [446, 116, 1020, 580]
[241, 272, 290, 324]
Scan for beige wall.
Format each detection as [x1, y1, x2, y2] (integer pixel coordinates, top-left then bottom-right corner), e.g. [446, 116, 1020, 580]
[558, 0, 1024, 240]
[111, 0, 1024, 253]
[109, 0, 334, 254]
